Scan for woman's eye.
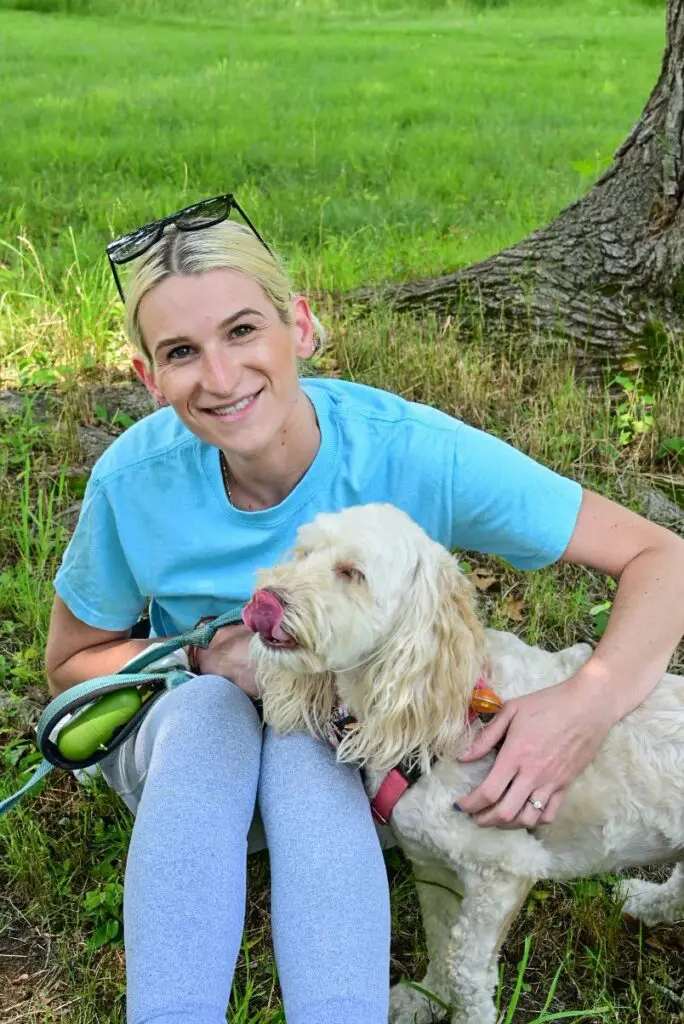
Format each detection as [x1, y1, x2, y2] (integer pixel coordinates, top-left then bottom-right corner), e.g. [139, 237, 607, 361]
[167, 344, 194, 361]
[231, 323, 256, 340]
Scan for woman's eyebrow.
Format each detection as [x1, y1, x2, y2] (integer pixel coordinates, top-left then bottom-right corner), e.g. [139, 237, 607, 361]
[154, 308, 265, 355]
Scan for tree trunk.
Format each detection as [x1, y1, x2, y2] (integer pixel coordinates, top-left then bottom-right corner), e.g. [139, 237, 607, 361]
[350, 0, 684, 364]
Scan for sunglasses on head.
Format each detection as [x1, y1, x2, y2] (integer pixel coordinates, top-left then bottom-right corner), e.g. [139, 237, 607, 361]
[106, 193, 272, 302]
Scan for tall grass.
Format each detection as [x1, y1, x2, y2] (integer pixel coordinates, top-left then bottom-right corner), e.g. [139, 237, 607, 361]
[2, 306, 683, 1020]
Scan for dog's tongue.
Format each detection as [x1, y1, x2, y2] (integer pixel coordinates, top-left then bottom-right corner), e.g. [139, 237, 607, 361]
[242, 589, 291, 641]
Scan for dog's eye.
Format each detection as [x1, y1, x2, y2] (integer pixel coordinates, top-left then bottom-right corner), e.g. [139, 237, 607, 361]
[334, 563, 365, 583]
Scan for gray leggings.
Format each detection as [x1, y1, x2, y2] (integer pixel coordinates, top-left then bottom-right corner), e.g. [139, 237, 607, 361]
[99, 674, 391, 1024]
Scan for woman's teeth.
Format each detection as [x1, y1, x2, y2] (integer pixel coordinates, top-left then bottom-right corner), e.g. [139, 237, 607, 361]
[210, 393, 257, 415]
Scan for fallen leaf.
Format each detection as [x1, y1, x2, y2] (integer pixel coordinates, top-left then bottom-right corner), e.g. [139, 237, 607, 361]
[502, 597, 525, 621]
[468, 569, 497, 592]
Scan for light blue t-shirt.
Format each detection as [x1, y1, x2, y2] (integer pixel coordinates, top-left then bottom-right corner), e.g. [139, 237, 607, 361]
[55, 378, 583, 637]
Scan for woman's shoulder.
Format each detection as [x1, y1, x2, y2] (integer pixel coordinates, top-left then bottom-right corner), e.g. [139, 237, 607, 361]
[303, 376, 464, 435]
[89, 407, 199, 485]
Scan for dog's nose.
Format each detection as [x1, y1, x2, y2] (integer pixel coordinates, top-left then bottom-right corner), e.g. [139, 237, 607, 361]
[242, 589, 285, 635]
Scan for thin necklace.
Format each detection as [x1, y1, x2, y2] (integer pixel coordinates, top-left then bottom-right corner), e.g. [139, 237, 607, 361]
[219, 450, 233, 505]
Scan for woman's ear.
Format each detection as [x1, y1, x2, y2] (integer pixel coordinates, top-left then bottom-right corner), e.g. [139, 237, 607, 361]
[291, 295, 317, 359]
[132, 355, 168, 406]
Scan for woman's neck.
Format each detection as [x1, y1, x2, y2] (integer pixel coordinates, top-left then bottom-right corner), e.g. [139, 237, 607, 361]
[221, 391, 321, 511]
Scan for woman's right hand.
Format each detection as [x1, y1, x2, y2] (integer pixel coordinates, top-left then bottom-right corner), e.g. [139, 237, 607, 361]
[195, 623, 261, 698]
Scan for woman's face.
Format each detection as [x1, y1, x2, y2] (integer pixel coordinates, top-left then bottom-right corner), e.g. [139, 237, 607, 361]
[133, 269, 316, 457]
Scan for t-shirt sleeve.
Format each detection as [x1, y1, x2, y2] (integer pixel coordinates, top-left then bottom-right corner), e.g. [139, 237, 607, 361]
[54, 474, 146, 631]
[450, 421, 583, 570]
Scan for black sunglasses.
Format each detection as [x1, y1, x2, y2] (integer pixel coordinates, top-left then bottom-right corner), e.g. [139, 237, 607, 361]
[106, 193, 272, 302]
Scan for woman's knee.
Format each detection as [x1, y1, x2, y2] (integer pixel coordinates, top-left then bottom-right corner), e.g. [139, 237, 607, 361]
[136, 674, 263, 767]
[148, 674, 259, 731]
[259, 726, 371, 827]
[100, 677, 263, 816]
[260, 726, 360, 785]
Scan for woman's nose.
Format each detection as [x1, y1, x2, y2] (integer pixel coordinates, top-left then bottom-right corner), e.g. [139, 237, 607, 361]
[200, 348, 239, 394]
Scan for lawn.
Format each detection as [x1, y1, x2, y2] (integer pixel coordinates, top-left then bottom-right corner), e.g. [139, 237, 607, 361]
[0, 0, 665, 301]
[1, 0, 683, 1021]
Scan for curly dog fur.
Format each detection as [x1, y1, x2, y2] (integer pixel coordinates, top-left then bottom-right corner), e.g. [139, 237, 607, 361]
[252, 503, 684, 1024]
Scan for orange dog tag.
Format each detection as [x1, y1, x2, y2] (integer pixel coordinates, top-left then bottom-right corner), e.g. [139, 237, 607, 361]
[470, 687, 503, 716]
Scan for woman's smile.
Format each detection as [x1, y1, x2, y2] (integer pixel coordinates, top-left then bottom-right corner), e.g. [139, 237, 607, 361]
[201, 387, 264, 424]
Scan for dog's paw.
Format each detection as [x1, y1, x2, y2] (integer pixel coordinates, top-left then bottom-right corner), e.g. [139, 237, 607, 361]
[449, 1010, 497, 1024]
[389, 980, 446, 1023]
[619, 876, 684, 927]
[619, 877, 654, 918]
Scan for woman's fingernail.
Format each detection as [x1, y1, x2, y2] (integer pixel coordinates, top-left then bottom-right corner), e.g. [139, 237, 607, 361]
[453, 802, 462, 812]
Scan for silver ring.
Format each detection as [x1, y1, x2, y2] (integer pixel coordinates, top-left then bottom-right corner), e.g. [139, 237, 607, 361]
[528, 798, 544, 811]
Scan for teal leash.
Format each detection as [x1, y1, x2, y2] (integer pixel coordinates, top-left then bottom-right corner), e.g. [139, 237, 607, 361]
[0, 759, 56, 817]
[0, 609, 244, 819]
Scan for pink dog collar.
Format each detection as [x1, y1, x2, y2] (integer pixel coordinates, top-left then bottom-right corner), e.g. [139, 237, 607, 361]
[370, 769, 411, 826]
[326, 676, 503, 826]
[369, 676, 502, 826]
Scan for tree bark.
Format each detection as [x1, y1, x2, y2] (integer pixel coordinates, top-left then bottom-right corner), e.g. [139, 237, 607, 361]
[349, 0, 684, 363]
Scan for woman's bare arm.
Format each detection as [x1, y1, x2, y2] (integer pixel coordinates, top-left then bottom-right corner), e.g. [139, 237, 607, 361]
[45, 597, 260, 698]
[45, 597, 163, 697]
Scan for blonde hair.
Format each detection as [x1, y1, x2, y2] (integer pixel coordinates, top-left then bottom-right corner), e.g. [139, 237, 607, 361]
[123, 219, 325, 359]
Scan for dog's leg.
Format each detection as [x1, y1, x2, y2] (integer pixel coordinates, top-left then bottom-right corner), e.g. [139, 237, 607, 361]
[620, 862, 684, 926]
[389, 861, 464, 1024]
[442, 869, 534, 1024]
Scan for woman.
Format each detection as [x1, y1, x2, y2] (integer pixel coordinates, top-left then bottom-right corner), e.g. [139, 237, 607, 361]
[45, 197, 684, 1024]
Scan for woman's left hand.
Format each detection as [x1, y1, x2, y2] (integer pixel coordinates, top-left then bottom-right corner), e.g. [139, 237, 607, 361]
[196, 623, 261, 698]
[455, 674, 617, 829]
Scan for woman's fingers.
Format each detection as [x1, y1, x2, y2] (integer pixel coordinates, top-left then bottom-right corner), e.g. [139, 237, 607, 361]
[538, 789, 565, 825]
[455, 749, 516, 815]
[475, 781, 561, 829]
[454, 677, 614, 829]
[457, 702, 515, 762]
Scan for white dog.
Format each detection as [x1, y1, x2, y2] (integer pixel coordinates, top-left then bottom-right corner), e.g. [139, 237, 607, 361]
[245, 503, 684, 1024]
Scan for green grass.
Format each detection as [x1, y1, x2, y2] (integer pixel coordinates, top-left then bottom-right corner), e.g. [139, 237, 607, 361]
[1, 0, 683, 1020]
[2, 318, 683, 1022]
[0, 0, 665, 306]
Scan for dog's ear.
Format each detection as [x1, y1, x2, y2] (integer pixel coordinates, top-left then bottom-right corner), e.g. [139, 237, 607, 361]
[336, 544, 485, 773]
[429, 546, 486, 714]
[257, 651, 337, 741]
